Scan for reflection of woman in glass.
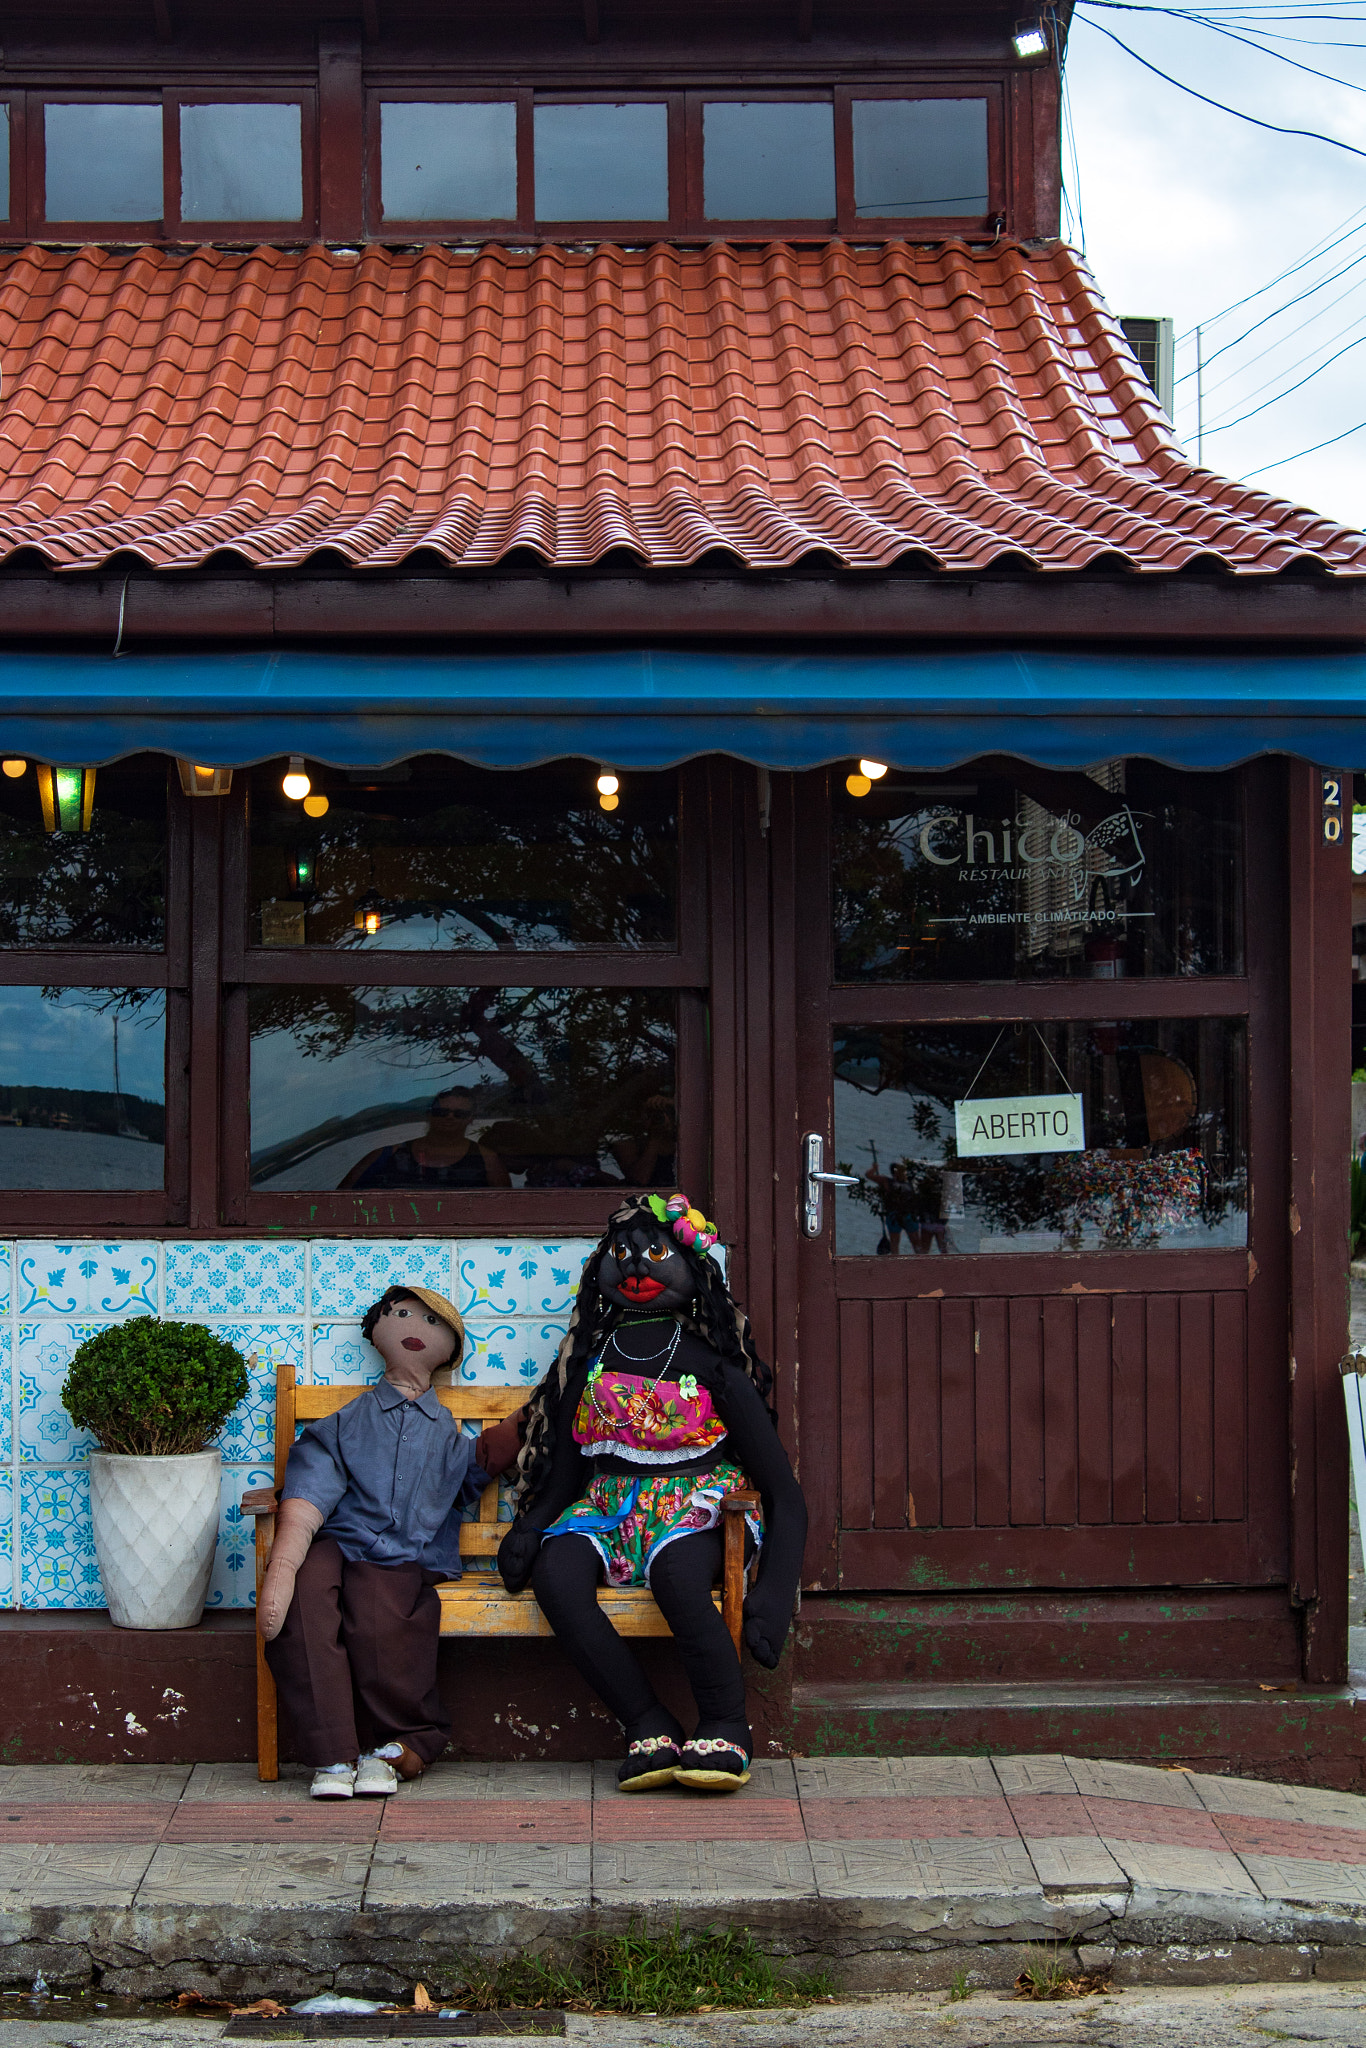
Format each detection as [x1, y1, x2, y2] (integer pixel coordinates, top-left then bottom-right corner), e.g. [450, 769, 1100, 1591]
[342, 1087, 512, 1190]
[612, 1090, 677, 1187]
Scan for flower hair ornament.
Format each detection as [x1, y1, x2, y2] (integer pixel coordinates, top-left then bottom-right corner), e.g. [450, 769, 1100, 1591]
[649, 1191, 719, 1256]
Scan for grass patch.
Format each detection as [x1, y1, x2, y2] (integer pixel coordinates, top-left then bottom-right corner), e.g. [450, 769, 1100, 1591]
[455, 1924, 837, 2017]
[944, 1967, 973, 2003]
[1014, 1944, 1109, 2001]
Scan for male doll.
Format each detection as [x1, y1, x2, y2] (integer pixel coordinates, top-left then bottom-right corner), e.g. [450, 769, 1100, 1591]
[257, 1285, 483, 1799]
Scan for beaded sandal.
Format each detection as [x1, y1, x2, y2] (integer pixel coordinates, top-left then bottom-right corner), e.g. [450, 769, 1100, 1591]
[617, 1732, 683, 1791]
[673, 1736, 751, 1791]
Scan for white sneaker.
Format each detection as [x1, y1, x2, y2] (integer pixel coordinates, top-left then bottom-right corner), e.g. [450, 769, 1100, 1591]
[310, 1763, 356, 1800]
[354, 1747, 401, 1796]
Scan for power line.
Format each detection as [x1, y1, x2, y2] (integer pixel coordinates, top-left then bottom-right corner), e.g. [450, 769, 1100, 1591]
[1200, 332, 1366, 435]
[1173, 241, 1366, 386]
[1079, 0, 1366, 92]
[1240, 417, 1366, 477]
[1174, 201, 1366, 345]
[1073, 13, 1366, 160]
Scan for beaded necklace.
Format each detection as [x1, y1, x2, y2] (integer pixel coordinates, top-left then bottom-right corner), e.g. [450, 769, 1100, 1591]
[592, 1314, 684, 1433]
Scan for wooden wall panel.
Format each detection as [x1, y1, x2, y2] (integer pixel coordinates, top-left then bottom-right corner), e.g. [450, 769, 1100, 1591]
[838, 1290, 1252, 1552]
[1041, 1297, 1078, 1525]
[905, 1297, 941, 1531]
[871, 1299, 908, 1529]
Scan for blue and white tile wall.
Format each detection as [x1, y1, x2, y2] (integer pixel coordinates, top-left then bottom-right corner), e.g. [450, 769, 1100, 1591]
[0, 1239, 596, 1612]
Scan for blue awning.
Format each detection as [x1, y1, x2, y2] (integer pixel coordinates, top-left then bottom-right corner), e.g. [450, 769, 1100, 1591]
[4, 647, 1366, 769]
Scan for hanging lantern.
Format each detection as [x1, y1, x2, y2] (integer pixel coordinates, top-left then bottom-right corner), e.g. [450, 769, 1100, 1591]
[176, 762, 233, 797]
[36, 765, 95, 832]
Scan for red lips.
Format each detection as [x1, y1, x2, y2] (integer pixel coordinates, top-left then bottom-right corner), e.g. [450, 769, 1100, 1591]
[618, 1275, 666, 1302]
[401, 1336, 427, 1350]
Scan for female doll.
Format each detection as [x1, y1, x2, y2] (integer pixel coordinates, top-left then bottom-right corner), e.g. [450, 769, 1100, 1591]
[497, 1192, 806, 1793]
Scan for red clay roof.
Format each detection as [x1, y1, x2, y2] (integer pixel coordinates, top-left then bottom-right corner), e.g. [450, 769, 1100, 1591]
[0, 238, 1360, 576]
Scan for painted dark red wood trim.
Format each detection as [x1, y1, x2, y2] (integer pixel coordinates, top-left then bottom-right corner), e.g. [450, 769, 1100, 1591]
[187, 797, 223, 1230]
[14, 573, 1366, 647]
[318, 27, 363, 241]
[839, 1521, 1260, 1590]
[239, 950, 706, 988]
[832, 1248, 1256, 1299]
[827, 978, 1253, 1022]
[1287, 759, 1352, 1683]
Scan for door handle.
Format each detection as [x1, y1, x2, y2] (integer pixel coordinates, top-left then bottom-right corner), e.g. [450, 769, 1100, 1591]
[803, 1132, 859, 1237]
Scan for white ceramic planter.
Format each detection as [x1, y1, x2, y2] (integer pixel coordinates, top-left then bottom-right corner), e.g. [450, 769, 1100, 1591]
[88, 1450, 221, 1629]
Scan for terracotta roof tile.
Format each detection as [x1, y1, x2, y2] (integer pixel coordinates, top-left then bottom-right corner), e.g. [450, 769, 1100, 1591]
[0, 237, 1359, 575]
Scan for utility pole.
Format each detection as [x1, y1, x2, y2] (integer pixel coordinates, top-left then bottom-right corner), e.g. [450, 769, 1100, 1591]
[1196, 324, 1204, 465]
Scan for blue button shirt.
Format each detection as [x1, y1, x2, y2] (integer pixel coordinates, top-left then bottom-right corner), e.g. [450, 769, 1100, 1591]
[280, 1379, 486, 1577]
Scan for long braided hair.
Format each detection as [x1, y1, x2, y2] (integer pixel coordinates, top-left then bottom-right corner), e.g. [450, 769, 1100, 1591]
[513, 1192, 775, 1509]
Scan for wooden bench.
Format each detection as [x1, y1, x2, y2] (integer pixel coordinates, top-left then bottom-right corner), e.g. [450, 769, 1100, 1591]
[246, 1363, 757, 1781]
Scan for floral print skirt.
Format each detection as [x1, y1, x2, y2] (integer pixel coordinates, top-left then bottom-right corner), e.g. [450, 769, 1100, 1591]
[541, 1460, 763, 1588]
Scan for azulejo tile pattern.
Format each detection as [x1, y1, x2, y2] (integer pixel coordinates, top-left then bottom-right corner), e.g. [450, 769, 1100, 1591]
[0, 1238, 606, 1610]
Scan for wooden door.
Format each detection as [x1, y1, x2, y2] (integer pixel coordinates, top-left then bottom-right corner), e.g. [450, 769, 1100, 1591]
[787, 759, 1290, 1597]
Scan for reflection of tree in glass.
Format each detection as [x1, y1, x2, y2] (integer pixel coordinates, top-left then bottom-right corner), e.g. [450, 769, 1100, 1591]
[0, 813, 164, 947]
[251, 984, 676, 1173]
[833, 809, 1017, 981]
[255, 793, 675, 950]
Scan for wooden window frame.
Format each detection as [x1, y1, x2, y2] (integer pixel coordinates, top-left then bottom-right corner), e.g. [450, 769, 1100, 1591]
[368, 87, 528, 236]
[800, 757, 1268, 1298]
[834, 83, 1004, 237]
[23, 88, 317, 242]
[0, 762, 190, 1231]
[220, 757, 712, 1234]
[364, 78, 1006, 245]
[164, 89, 318, 242]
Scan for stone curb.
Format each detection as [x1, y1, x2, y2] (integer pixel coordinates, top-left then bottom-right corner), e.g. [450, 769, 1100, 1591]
[4, 1893, 1366, 1998]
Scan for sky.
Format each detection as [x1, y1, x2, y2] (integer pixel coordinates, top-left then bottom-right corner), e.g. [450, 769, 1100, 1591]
[1061, 3, 1366, 534]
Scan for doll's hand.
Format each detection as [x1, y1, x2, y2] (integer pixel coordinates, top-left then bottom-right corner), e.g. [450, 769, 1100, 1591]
[498, 1522, 543, 1594]
[742, 1588, 792, 1670]
[258, 1498, 323, 1641]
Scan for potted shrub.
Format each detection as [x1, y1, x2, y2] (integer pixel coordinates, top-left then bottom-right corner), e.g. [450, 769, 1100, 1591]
[62, 1320, 248, 1630]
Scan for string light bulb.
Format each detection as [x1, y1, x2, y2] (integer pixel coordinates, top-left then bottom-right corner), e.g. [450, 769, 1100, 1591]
[2, 759, 25, 779]
[596, 771, 619, 795]
[282, 756, 311, 800]
[303, 794, 329, 818]
[846, 772, 873, 797]
[859, 759, 889, 780]
[599, 792, 619, 811]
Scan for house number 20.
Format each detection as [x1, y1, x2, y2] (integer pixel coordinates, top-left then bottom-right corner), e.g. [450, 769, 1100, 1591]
[1323, 774, 1344, 844]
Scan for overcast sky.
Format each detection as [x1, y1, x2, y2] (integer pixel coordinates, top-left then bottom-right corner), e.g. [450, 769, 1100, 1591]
[1063, 4, 1366, 535]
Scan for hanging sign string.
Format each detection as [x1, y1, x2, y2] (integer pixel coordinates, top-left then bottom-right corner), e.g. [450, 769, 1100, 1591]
[960, 1023, 1073, 1103]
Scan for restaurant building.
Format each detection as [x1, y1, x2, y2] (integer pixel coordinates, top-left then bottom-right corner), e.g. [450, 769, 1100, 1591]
[0, 0, 1364, 1773]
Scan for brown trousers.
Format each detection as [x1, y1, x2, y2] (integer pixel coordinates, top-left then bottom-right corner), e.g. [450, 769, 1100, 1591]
[264, 1536, 450, 1767]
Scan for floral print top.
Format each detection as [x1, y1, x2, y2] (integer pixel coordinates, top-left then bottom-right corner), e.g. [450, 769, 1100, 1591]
[571, 1361, 729, 1467]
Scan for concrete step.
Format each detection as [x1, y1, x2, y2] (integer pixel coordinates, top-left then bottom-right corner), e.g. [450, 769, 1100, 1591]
[789, 1678, 1366, 1788]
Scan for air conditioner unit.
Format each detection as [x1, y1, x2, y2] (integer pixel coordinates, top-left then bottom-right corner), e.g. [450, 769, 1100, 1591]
[1119, 315, 1175, 422]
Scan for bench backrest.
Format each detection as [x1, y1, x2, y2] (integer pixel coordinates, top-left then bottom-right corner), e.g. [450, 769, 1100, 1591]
[274, 1362, 525, 1559]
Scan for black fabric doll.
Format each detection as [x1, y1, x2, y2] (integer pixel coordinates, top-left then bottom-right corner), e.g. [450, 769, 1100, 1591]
[498, 1192, 807, 1792]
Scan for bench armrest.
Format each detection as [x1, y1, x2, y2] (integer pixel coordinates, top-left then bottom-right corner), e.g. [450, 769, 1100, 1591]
[242, 1487, 279, 1516]
[721, 1488, 760, 1512]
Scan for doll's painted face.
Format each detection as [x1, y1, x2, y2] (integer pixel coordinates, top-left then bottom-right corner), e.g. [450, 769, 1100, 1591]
[599, 1222, 695, 1313]
[370, 1296, 459, 1383]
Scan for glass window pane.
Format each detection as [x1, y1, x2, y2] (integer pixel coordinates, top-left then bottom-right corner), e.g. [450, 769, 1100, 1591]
[833, 761, 1243, 982]
[45, 103, 162, 222]
[248, 758, 676, 952]
[180, 103, 302, 223]
[0, 989, 165, 1190]
[702, 101, 834, 220]
[853, 98, 988, 219]
[534, 103, 668, 222]
[381, 102, 517, 221]
[249, 985, 677, 1192]
[833, 1019, 1246, 1256]
[0, 106, 10, 220]
[0, 757, 165, 948]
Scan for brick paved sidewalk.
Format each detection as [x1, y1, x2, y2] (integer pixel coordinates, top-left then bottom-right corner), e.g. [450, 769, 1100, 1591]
[4, 1754, 1366, 1997]
[0, 1751, 1360, 1911]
